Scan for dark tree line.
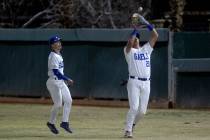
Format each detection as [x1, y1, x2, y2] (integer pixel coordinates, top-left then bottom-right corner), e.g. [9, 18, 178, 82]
[0, 0, 186, 31]
[169, 0, 186, 31]
[0, 0, 153, 28]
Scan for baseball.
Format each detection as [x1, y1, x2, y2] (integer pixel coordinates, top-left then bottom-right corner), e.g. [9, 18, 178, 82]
[138, 6, 143, 12]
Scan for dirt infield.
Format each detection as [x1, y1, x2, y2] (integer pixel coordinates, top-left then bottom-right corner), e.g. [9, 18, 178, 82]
[0, 97, 168, 108]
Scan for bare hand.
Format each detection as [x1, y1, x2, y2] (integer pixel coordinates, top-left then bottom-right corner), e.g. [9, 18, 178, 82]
[67, 79, 74, 86]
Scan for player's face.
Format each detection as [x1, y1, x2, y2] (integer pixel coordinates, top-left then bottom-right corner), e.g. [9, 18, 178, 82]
[52, 41, 62, 51]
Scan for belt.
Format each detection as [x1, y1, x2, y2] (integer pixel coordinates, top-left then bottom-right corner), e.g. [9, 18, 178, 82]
[129, 76, 150, 81]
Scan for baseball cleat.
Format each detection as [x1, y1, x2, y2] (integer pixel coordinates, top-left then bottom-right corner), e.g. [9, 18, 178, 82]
[60, 122, 73, 133]
[47, 122, 59, 134]
[124, 131, 133, 138]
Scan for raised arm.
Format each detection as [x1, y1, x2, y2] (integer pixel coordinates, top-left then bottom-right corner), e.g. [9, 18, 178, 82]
[125, 28, 138, 53]
[137, 14, 159, 48]
[149, 28, 159, 48]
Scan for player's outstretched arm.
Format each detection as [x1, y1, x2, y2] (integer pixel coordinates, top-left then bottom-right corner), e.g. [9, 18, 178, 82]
[138, 15, 159, 48]
[125, 28, 138, 53]
[149, 28, 159, 48]
[126, 13, 142, 53]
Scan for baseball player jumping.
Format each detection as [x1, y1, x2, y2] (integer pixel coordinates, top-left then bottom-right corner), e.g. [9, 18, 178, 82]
[123, 13, 159, 138]
[46, 36, 74, 134]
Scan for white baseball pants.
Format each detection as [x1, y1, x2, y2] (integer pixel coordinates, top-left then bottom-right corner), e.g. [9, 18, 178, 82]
[125, 78, 150, 132]
[46, 78, 72, 124]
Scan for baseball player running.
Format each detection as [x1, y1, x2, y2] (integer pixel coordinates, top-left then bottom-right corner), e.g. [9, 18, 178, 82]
[46, 36, 74, 134]
[123, 13, 158, 138]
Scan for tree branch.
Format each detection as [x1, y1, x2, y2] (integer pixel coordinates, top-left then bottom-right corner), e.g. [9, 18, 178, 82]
[106, 0, 116, 28]
[22, 9, 50, 28]
[79, 0, 96, 17]
[39, 19, 56, 28]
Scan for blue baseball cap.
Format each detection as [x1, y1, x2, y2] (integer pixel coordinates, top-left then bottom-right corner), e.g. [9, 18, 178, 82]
[49, 36, 61, 45]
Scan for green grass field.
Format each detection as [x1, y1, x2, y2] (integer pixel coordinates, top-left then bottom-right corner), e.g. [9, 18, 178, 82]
[0, 104, 210, 140]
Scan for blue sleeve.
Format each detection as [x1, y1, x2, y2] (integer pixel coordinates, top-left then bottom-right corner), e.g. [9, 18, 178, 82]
[147, 24, 154, 31]
[52, 69, 71, 81]
[130, 28, 138, 37]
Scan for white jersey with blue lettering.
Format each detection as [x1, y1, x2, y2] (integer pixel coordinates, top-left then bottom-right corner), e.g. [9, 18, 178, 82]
[46, 51, 72, 124]
[48, 51, 64, 78]
[124, 42, 153, 78]
[124, 42, 153, 132]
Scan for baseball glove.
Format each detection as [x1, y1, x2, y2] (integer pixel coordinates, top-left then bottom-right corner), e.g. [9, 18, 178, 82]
[120, 79, 128, 86]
